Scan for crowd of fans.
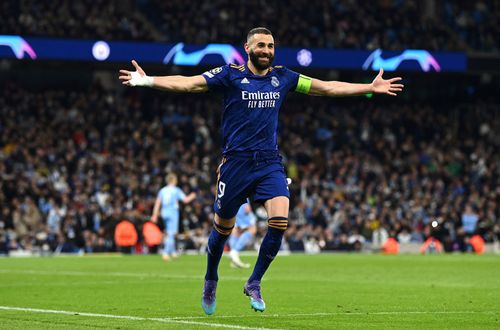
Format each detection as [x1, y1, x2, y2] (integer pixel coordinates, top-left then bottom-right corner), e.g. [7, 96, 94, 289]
[441, 0, 500, 52]
[139, 0, 459, 51]
[0, 78, 498, 255]
[1, 0, 157, 41]
[1, 0, 499, 52]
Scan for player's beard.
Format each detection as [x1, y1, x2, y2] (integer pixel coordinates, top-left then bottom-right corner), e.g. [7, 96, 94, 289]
[249, 50, 274, 70]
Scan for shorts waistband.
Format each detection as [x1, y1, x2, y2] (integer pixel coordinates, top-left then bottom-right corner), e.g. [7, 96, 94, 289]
[223, 150, 280, 161]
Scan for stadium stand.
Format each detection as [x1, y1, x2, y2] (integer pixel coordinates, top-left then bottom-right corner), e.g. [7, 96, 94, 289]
[1, 78, 498, 254]
[1, 0, 499, 52]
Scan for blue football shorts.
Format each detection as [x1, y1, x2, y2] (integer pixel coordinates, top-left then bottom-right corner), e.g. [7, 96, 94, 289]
[214, 150, 289, 219]
[161, 211, 179, 234]
[236, 214, 256, 230]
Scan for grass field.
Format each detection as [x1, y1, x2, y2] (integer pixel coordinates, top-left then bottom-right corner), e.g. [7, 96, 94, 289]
[0, 253, 499, 329]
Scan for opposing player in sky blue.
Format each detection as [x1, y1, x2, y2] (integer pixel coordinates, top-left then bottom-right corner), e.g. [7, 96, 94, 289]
[151, 173, 196, 261]
[119, 27, 404, 314]
[229, 202, 257, 269]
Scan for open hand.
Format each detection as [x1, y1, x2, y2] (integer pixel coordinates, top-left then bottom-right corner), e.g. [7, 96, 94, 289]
[371, 68, 404, 96]
[119, 60, 151, 86]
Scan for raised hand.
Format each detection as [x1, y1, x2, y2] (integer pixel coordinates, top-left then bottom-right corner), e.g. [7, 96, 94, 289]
[371, 68, 404, 96]
[119, 60, 153, 86]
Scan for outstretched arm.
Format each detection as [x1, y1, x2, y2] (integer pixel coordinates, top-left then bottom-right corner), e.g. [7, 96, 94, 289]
[119, 60, 208, 93]
[182, 192, 197, 204]
[306, 68, 404, 97]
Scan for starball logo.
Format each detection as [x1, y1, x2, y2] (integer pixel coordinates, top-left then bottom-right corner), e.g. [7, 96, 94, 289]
[0, 36, 37, 59]
[363, 49, 441, 72]
[163, 43, 244, 66]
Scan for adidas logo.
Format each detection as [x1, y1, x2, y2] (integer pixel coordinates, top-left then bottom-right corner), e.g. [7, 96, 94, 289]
[241, 78, 250, 84]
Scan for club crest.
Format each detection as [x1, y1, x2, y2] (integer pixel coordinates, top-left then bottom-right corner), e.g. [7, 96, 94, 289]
[271, 76, 280, 87]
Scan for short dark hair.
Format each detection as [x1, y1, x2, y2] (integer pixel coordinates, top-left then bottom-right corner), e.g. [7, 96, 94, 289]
[247, 27, 273, 42]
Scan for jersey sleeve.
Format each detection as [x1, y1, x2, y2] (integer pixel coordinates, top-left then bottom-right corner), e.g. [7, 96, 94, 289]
[281, 67, 313, 94]
[282, 67, 300, 92]
[202, 65, 231, 91]
[176, 187, 186, 202]
[157, 188, 164, 200]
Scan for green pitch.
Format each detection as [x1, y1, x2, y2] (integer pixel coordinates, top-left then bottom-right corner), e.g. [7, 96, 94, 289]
[0, 254, 499, 329]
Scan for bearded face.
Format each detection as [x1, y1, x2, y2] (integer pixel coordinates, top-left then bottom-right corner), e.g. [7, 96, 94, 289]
[249, 48, 274, 70]
[245, 33, 275, 71]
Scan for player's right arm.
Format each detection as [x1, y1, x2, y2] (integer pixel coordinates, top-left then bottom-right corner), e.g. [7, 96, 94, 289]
[151, 196, 161, 223]
[119, 60, 208, 93]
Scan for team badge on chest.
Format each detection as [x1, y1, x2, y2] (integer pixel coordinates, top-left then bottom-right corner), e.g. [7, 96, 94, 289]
[271, 76, 280, 87]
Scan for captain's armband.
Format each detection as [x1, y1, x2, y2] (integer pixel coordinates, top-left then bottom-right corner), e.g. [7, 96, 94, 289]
[295, 74, 312, 94]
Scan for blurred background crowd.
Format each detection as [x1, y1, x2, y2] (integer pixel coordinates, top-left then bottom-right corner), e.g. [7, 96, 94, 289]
[1, 0, 499, 51]
[1, 81, 498, 254]
[0, 0, 499, 255]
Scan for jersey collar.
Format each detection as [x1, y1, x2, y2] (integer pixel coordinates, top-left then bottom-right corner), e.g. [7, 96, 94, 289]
[245, 63, 273, 77]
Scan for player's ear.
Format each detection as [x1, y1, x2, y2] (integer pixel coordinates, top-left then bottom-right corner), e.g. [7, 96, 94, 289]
[244, 42, 250, 55]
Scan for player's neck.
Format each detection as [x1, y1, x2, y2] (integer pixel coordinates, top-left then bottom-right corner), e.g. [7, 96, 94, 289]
[246, 60, 269, 76]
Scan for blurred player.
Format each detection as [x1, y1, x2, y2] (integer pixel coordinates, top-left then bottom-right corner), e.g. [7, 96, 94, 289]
[151, 174, 196, 261]
[119, 27, 403, 314]
[228, 202, 257, 269]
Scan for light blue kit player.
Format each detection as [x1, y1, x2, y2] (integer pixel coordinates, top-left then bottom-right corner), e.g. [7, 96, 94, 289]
[151, 173, 196, 261]
[229, 202, 257, 269]
[120, 27, 403, 314]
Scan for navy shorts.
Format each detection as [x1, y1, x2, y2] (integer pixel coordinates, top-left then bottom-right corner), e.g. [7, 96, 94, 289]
[214, 151, 289, 219]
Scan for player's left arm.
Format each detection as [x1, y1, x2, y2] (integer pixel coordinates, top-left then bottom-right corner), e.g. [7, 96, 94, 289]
[182, 192, 197, 204]
[299, 68, 403, 97]
[179, 187, 196, 204]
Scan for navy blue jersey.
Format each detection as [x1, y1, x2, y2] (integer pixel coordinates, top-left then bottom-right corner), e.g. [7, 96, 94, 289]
[203, 64, 299, 153]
